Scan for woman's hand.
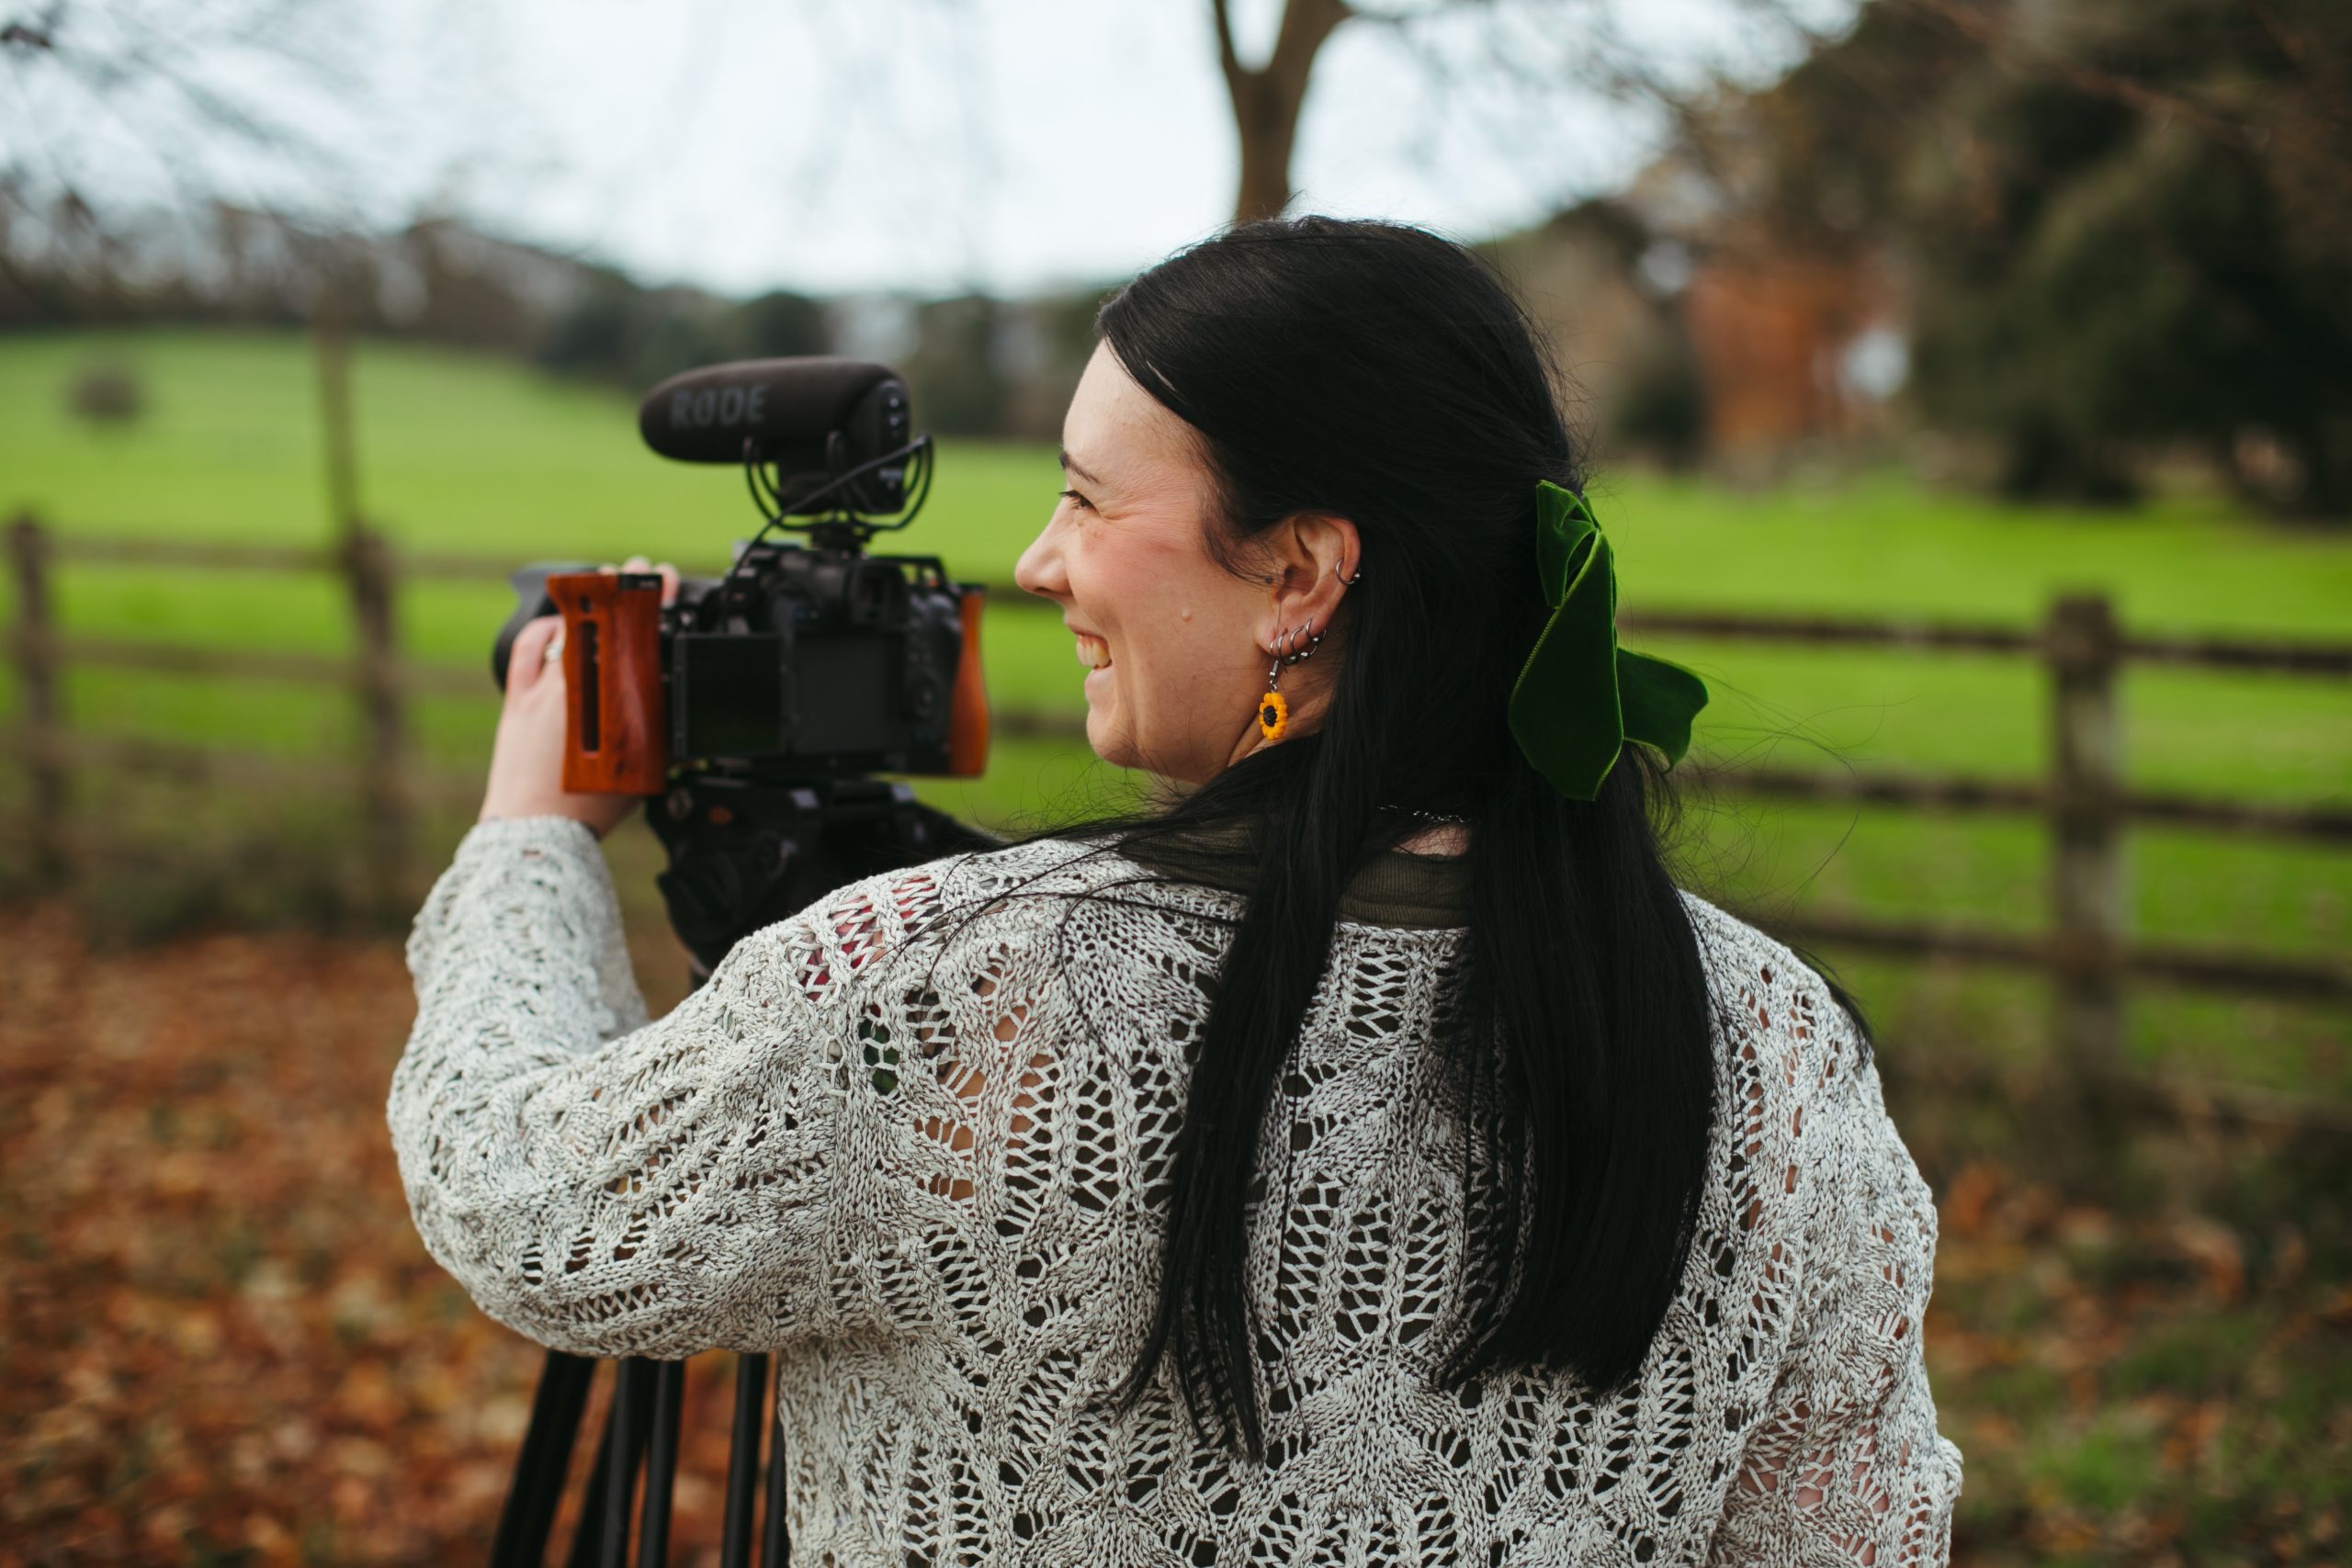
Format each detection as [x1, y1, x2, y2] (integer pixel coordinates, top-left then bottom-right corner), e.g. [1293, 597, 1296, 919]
[478, 555, 678, 840]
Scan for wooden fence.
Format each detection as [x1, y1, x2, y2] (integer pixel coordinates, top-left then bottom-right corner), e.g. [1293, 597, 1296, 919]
[6, 513, 2348, 1127]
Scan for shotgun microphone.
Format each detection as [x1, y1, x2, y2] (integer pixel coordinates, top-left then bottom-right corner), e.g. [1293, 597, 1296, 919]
[639, 357, 916, 513]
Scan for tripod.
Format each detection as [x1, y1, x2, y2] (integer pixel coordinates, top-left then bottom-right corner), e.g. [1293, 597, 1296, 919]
[486, 774, 999, 1568]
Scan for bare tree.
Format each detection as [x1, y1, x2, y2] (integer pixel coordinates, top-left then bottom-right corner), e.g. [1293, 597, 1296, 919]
[1214, 0, 1354, 223]
[1219, 0, 2352, 259]
[1, 1, 368, 244]
[1207, 0, 1837, 227]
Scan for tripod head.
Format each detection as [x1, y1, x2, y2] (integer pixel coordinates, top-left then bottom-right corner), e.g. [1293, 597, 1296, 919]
[648, 773, 1001, 980]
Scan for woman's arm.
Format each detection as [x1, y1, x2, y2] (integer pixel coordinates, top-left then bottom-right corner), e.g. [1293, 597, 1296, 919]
[1702, 1001, 1964, 1565]
[390, 816, 863, 1361]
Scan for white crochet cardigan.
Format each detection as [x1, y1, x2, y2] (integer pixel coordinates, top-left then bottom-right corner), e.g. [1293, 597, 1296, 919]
[391, 817, 1962, 1566]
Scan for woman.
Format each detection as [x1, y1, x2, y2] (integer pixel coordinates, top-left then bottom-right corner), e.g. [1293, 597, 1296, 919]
[393, 217, 1962, 1564]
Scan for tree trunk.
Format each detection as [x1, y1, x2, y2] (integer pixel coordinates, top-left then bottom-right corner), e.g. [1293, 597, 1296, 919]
[1214, 0, 1352, 225]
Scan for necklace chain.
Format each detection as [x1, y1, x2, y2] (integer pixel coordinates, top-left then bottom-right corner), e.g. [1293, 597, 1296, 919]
[1381, 805, 1471, 823]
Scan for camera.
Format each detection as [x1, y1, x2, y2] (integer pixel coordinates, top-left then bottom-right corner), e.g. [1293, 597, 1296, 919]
[488, 357, 1000, 974]
[492, 357, 990, 787]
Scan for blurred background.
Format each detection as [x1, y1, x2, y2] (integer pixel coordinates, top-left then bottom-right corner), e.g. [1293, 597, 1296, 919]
[1, 0, 2346, 1562]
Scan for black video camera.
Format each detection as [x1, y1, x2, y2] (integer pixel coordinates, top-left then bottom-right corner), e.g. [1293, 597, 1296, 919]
[492, 358, 991, 786]
[489, 358, 1000, 974]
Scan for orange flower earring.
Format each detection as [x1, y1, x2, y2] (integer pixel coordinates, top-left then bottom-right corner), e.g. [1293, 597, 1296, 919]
[1257, 646, 1288, 741]
[1256, 621, 1322, 741]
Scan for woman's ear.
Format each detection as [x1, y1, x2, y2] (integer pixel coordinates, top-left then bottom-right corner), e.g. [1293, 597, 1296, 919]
[1262, 512, 1361, 646]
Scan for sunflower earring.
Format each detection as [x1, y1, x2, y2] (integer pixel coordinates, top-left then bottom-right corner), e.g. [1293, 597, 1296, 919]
[1256, 621, 1322, 741]
[1257, 637, 1290, 742]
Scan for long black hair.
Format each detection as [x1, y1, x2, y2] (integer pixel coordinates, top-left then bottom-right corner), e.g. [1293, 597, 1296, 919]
[990, 216, 1873, 1461]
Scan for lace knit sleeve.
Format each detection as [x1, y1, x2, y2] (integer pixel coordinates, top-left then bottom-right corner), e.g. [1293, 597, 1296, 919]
[390, 816, 888, 1361]
[1702, 981, 1964, 1566]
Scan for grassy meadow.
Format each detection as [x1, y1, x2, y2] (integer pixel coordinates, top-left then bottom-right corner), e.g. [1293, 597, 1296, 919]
[5, 333, 2352, 1081]
[2, 328, 2343, 1083]
[3, 327, 2349, 1560]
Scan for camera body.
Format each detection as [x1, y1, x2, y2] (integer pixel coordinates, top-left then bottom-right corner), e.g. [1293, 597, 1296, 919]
[491, 358, 989, 794]
[656, 543, 980, 775]
[498, 546, 986, 793]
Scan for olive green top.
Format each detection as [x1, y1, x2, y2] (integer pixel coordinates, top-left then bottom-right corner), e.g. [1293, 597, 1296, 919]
[1115, 822, 1473, 930]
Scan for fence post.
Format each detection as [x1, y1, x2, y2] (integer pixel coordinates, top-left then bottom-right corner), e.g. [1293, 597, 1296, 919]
[2046, 592, 2128, 1096]
[344, 526, 411, 919]
[6, 513, 68, 886]
[313, 299, 362, 541]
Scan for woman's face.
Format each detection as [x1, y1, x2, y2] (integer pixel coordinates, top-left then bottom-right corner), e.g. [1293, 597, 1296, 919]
[1013, 343, 1352, 785]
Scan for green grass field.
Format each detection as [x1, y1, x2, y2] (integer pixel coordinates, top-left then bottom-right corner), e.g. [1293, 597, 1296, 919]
[3, 326, 2348, 1559]
[2, 328, 2345, 1088]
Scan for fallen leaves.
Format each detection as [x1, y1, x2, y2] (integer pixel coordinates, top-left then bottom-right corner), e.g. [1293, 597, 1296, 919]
[0, 898, 737, 1565]
[1, 902, 2345, 1565]
[1926, 1160, 2352, 1564]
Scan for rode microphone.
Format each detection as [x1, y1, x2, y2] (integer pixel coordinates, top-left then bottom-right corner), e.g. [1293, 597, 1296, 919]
[639, 357, 917, 513]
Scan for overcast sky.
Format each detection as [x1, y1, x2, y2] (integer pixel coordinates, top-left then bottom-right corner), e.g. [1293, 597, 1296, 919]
[7, 0, 1846, 298]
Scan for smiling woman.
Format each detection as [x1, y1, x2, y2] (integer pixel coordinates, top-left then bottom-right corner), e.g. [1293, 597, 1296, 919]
[1013, 348, 1361, 787]
[391, 216, 1961, 1566]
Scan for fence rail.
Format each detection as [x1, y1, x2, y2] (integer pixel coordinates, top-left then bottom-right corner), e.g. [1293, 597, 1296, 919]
[8, 515, 2349, 1120]
[1613, 604, 2352, 674]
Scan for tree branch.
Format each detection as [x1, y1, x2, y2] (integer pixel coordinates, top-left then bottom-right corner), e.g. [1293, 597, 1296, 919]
[1210, 0, 1244, 87]
[1266, 0, 1353, 81]
[1216, 0, 1357, 223]
[1878, 0, 2256, 148]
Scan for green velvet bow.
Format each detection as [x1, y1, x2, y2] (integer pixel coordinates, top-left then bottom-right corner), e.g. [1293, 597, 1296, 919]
[1507, 480, 1710, 800]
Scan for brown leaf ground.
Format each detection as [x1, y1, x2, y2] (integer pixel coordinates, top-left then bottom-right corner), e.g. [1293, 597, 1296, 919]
[1, 901, 2344, 1565]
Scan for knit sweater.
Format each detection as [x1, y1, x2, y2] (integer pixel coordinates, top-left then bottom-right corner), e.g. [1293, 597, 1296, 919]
[391, 817, 1962, 1566]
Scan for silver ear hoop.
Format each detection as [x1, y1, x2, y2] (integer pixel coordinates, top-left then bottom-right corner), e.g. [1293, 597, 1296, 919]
[1337, 557, 1363, 585]
[1271, 620, 1325, 670]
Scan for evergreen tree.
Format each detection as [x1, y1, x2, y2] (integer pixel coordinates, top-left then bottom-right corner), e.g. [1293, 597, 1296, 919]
[1718, 0, 2352, 516]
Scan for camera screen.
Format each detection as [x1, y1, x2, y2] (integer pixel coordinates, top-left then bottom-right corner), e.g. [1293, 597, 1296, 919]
[677, 634, 787, 758]
[794, 634, 896, 756]
[676, 630, 900, 761]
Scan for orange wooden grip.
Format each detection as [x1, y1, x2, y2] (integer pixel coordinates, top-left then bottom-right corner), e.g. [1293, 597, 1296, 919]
[545, 571, 671, 795]
[947, 589, 990, 778]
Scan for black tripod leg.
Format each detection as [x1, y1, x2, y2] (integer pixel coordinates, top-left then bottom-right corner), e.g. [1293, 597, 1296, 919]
[598, 1359, 658, 1568]
[760, 1356, 791, 1568]
[491, 1351, 597, 1568]
[564, 1376, 622, 1568]
[637, 1360, 686, 1565]
[719, 1353, 769, 1568]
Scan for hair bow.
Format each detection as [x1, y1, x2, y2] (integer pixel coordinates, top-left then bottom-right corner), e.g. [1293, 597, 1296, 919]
[1506, 480, 1710, 800]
